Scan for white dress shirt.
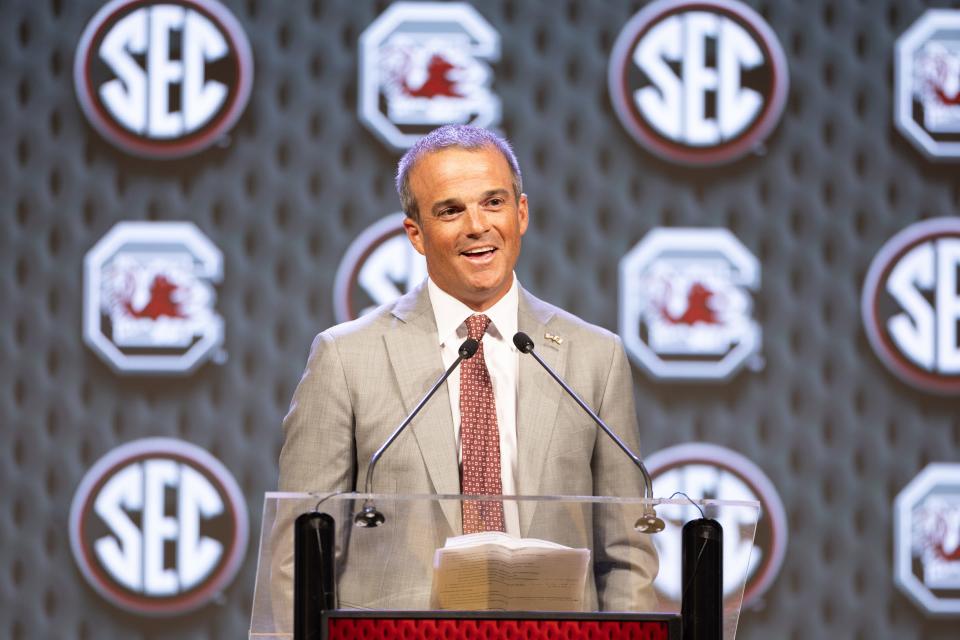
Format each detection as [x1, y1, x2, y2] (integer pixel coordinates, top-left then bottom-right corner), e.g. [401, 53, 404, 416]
[427, 276, 521, 536]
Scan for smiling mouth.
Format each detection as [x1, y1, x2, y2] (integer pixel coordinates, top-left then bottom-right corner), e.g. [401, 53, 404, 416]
[461, 247, 498, 260]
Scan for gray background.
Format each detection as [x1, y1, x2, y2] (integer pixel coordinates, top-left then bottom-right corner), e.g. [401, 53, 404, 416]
[1, 0, 959, 638]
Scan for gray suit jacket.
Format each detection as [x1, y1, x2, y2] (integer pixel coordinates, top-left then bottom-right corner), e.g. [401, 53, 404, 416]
[275, 283, 657, 615]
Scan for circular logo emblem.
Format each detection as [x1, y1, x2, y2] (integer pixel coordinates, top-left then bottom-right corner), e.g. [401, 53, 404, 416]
[333, 213, 427, 323]
[647, 442, 788, 608]
[83, 221, 225, 375]
[608, 0, 788, 166]
[74, 0, 253, 158]
[69, 438, 248, 615]
[861, 218, 960, 395]
[895, 10, 960, 160]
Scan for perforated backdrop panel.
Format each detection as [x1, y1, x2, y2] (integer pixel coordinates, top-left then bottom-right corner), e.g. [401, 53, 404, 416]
[1, 0, 958, 638]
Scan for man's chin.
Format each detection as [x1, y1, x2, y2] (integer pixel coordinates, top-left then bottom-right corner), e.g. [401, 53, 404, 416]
[461, 279, 512, 310]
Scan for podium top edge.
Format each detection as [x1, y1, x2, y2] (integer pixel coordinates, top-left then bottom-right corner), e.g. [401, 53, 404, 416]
[261, 491, 761, 509]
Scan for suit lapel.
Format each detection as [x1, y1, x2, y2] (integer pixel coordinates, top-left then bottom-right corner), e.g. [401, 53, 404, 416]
[383, 284, 461, 533]
[516, 289, 565, 536]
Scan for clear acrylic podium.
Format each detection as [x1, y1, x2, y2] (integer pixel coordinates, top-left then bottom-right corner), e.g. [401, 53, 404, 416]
[250, 493, 760, 640]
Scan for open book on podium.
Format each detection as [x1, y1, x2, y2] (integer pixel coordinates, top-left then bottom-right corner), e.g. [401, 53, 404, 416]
[249, 493, 760, 640]
[433, 532, 591, 611]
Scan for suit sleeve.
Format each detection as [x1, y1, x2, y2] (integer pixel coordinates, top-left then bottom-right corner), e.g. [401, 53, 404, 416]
[592, 334, 659, 611]
[271, 331, 357, 631]
[279, 331, 357, 492]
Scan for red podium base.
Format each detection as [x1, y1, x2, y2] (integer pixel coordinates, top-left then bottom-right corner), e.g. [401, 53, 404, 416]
[324, 610, 680, 640]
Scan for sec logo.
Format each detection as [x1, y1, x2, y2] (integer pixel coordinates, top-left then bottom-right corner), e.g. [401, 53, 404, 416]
[74, 0, 253, 158]
[862, 218, 960, 395]
[69, 438, 248, 615]
[608, 0, 788, 166]
[333, 213, 427, 323]
[647, 442, 788, 609]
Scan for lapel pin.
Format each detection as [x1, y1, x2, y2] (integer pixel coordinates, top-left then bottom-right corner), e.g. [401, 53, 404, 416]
[544, 332, 564, 346]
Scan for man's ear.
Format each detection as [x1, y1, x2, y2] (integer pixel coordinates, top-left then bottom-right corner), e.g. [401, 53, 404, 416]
[518, 193, 529, 236]
[403, 216, 426, 255]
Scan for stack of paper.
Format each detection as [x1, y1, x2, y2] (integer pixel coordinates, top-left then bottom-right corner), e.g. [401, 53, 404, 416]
[430, 532, 590, 611]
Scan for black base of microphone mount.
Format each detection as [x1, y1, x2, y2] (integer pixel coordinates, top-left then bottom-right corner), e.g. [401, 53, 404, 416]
[681, 517, 723, 640]
[294, 511, 336, 640]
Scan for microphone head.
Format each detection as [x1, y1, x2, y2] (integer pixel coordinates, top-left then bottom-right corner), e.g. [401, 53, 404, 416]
[512, 331, 535, 353]
[458, 338, 479, 359]
[634, 510, 665, 534]
[353, 504, 385, 528]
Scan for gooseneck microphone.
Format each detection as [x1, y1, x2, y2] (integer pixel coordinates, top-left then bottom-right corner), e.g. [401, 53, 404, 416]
[512, 331, 664, 534]
[354, 337, 480, 527]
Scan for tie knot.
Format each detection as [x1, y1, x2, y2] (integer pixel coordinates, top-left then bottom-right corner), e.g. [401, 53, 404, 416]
[465, 314, 491, 341]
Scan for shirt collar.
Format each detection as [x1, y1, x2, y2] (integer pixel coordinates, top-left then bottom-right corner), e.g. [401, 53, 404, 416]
[427, 275, 519, 347]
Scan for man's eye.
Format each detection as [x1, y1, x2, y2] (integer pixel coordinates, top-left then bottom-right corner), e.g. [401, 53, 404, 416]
[487, 198, 504, 207]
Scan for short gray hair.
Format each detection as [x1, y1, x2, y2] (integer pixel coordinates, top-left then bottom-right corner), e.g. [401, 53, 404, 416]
[395, 125, 523, 222]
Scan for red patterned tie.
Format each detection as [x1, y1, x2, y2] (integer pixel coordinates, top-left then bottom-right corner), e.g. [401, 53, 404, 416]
[460, 314, 505, 534]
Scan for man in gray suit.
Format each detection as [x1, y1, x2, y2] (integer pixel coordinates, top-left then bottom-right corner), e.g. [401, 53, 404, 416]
[277, 125, 657, 613]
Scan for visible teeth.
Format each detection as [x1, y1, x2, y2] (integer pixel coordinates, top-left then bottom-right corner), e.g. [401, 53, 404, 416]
[464, 247, 493, 254]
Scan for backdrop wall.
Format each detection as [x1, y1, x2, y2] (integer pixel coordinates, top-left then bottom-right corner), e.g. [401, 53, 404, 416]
[1, 0, 958, 638]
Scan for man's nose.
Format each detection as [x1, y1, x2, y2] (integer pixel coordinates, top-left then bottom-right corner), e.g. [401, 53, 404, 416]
[463, 206, 490, 234]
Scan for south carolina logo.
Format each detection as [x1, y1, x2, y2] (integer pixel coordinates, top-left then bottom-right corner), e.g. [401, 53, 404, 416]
[895, 463, 960, 616]
[619, 227, 761, 381]
[608, 0, 788, 166]
[358, 2, 501, 151]
[74, 0, 253, 158]
[83, 221, 224, 374]
[895, 10, 960, 159]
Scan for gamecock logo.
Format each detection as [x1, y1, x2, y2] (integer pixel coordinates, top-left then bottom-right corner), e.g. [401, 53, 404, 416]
[358, 2, 501, 150]
[895, 463, 960, 616]
[895, 10, 960, 159]
[83, 221, 224, 374]
[619, 227, 761, 381]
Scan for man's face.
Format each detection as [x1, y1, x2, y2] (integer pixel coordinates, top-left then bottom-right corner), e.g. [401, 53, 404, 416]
[403, 146, 528, 311]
